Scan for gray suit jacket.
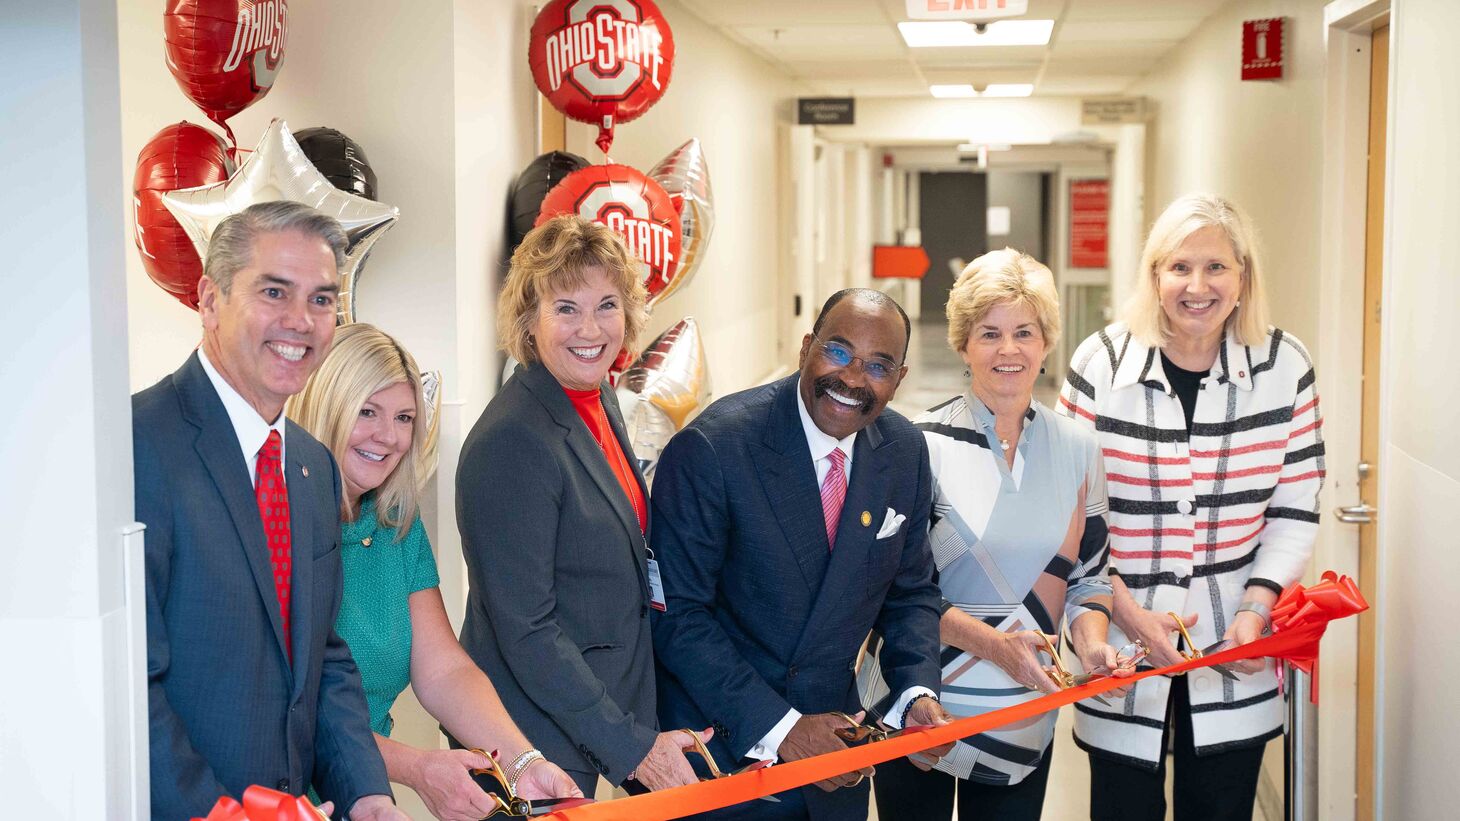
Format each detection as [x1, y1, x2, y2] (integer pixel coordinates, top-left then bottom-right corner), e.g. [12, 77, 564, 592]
[134, 353, 389, 820]
[456, 362, 659, 784]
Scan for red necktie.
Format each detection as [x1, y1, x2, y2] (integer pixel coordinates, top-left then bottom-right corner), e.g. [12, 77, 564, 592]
[256, 429, 292, 662]
[820, 447, 847, 551]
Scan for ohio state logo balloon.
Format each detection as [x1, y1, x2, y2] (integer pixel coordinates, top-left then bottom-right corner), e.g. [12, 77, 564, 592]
[132, 122, 235, 309]
[529, 0, 675, 152]
[164, 0, 289, 143]
[537, 164, 682, 303]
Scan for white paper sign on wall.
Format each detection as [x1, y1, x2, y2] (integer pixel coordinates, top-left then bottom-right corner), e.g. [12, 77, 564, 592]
[987, 206, 1011, 237]
[904, 0, 1029, 21]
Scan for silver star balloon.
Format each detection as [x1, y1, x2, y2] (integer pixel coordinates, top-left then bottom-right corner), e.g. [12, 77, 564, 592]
[615, 317, 710, 484]
[162, 118, 400, 324]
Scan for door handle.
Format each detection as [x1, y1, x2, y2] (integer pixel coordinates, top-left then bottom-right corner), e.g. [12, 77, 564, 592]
[1335, 503, 1376, 524]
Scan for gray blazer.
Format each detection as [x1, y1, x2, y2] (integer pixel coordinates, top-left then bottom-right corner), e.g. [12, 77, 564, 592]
[456, 362, 658, 785]
[134, 353, 389, 819]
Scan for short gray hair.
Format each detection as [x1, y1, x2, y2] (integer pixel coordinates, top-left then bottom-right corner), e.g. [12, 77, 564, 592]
[203, 201, 348, 294]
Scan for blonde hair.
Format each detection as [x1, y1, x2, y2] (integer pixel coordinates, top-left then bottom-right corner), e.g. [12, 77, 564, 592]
[287, 323, 429, 540]
[1124, 193, 1270, 348]
[498, 215, 650, 365]
[946, 248, 1061, 355]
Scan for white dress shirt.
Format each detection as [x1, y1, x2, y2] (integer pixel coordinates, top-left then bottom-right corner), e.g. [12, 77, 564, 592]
[743, 383, 935, 762]
[197, 347, 288, 488]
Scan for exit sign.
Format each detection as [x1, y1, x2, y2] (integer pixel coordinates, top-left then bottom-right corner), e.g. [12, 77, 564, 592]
[904, 0, 1028, 21]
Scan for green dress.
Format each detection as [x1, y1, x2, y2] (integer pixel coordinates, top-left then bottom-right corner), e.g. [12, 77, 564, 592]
[336, 494, 441, 737]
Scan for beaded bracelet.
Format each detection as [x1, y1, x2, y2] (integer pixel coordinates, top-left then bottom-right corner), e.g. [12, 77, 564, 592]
[505, 749, 545, 793]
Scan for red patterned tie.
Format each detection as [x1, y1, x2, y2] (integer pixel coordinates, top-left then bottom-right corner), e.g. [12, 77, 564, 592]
[820, 447, 848, 551]
[256, 429, 292, 662]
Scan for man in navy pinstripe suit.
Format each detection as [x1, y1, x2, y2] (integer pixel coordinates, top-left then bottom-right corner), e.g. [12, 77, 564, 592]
[134, 203, 400, 820]
[650, 289, 954, 819]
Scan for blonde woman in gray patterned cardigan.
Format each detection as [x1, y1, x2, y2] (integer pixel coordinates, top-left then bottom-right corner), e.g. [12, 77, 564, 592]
[1059, 193, 1325, 821]
[863, 248, 1131, 821]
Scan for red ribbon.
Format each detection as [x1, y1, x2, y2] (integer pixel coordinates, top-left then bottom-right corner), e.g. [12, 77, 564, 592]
[193, 786, 324, 821]
[543, 572, 1367, 820]
[1270, 570, 1368, 702]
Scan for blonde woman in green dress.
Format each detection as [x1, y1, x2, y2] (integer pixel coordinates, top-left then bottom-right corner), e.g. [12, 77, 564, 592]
[289, 324, 581, 821]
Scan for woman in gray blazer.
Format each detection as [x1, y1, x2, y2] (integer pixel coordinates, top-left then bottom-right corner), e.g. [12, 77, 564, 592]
[455, 215, 708, 798]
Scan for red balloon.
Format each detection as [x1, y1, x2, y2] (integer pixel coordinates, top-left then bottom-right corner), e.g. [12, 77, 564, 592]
[528, 0, 675, 153]
[164, 1, 289, 142]
[537, 164, 683, 305]
[133, 122, 234, 309]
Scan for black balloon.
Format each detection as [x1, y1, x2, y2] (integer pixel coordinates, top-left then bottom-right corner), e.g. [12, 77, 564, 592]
[295, 127, 378, 201]
[510, 151, 590, 248]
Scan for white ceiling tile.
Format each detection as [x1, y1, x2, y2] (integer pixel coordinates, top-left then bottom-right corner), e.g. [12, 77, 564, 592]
[1063, 0, 1226, 23]
[1056, 19, 1202, 43]
[1035, 75, 1141, 95]
[731, 25, 906, 60]
[679, 0, 890, 27]
[1050, 39, 1179, 61]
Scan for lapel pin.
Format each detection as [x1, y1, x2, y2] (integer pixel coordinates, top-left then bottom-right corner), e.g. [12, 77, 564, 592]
[301, 465, 309, 478]
[861, 510, 871, 527]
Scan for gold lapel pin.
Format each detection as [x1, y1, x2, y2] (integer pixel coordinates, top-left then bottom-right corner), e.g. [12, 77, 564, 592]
[860, 510, 872, 527]
[301, 465, 309, 478]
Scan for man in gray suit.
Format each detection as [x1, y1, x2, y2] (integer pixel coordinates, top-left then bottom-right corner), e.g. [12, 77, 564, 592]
[133, 202, 402, 819]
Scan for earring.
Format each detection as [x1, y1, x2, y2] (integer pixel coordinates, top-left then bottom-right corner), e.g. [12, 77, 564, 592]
[1040, 366, 1046, 375]
[963, 367, 971, 378]
[1235, 300, 1242, 307]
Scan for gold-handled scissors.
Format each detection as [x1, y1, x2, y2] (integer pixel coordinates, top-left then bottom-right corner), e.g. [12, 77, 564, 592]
[469, 748, 595, 817]
[828, 712, 934, 746]
[1167, 612, 1240, 681]
[1034, 633, 1113, 706]
[678, 730, 781, 802]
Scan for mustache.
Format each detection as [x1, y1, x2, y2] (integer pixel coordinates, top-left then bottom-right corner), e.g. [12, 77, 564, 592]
[813, 374, 875, 414]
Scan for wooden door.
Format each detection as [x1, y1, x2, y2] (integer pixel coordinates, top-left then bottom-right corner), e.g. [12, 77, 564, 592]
[1356, 23, 1387, 821]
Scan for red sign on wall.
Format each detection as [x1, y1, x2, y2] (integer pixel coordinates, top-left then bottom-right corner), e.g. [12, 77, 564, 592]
[1242, 18, 1284, 81]
[1069, 179, 1109, 269]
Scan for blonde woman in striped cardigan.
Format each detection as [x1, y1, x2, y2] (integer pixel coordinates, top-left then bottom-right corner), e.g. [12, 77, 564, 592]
[1059, 193, 1324, 821]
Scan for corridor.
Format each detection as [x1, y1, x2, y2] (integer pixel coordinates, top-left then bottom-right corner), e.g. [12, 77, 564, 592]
[9, 0, 1459, 819]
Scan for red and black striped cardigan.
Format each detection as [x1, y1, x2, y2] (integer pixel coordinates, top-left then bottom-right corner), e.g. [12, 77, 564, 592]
[1057, 323, 1324, 768]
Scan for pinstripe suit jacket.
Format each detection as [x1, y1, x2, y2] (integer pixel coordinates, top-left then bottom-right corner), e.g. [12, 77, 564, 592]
[134, 353, 389, 819]
[651, 374, 942, 819]
[1059, 324, 1325, 768]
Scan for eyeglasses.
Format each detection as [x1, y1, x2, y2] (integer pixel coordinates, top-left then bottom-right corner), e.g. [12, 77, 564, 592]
[813, 337, 903, 382]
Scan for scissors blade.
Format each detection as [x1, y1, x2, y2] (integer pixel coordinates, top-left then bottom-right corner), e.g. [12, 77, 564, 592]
[527, 797, 595, 815]
[721, 759, 781, 802]
[1200, 640, 1243, 679]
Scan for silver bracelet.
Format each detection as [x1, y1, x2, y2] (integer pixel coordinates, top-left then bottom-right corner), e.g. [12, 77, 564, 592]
[505, 748, 545, 793]
[1235, 601, 1272, 629]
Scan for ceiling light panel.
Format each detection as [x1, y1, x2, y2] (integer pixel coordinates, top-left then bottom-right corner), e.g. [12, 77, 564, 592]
[898, 19, 1054, 48]
[929, 84, 978, 98]
[980, 84, 1034, 97]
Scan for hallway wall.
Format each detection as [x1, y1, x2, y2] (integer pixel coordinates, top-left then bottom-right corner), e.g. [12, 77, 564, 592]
[1375, 0, 1460, 816]
[117, 2, 539, 814]
[566, 0, 806, 393]
[1129, 0, 1330, 354]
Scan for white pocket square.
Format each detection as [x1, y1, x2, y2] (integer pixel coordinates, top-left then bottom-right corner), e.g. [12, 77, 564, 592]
[876, 509, 906, 539]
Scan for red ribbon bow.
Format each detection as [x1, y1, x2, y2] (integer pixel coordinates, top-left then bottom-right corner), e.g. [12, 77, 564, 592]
[193, 786, 325, 821]
[1270, 570, 1368, 702]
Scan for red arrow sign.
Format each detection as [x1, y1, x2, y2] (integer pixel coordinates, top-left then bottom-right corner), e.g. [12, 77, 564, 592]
[872, 245, 931, 279]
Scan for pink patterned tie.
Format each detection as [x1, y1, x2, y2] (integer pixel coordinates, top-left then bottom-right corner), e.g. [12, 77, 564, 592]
[820, 447, 848, 551]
